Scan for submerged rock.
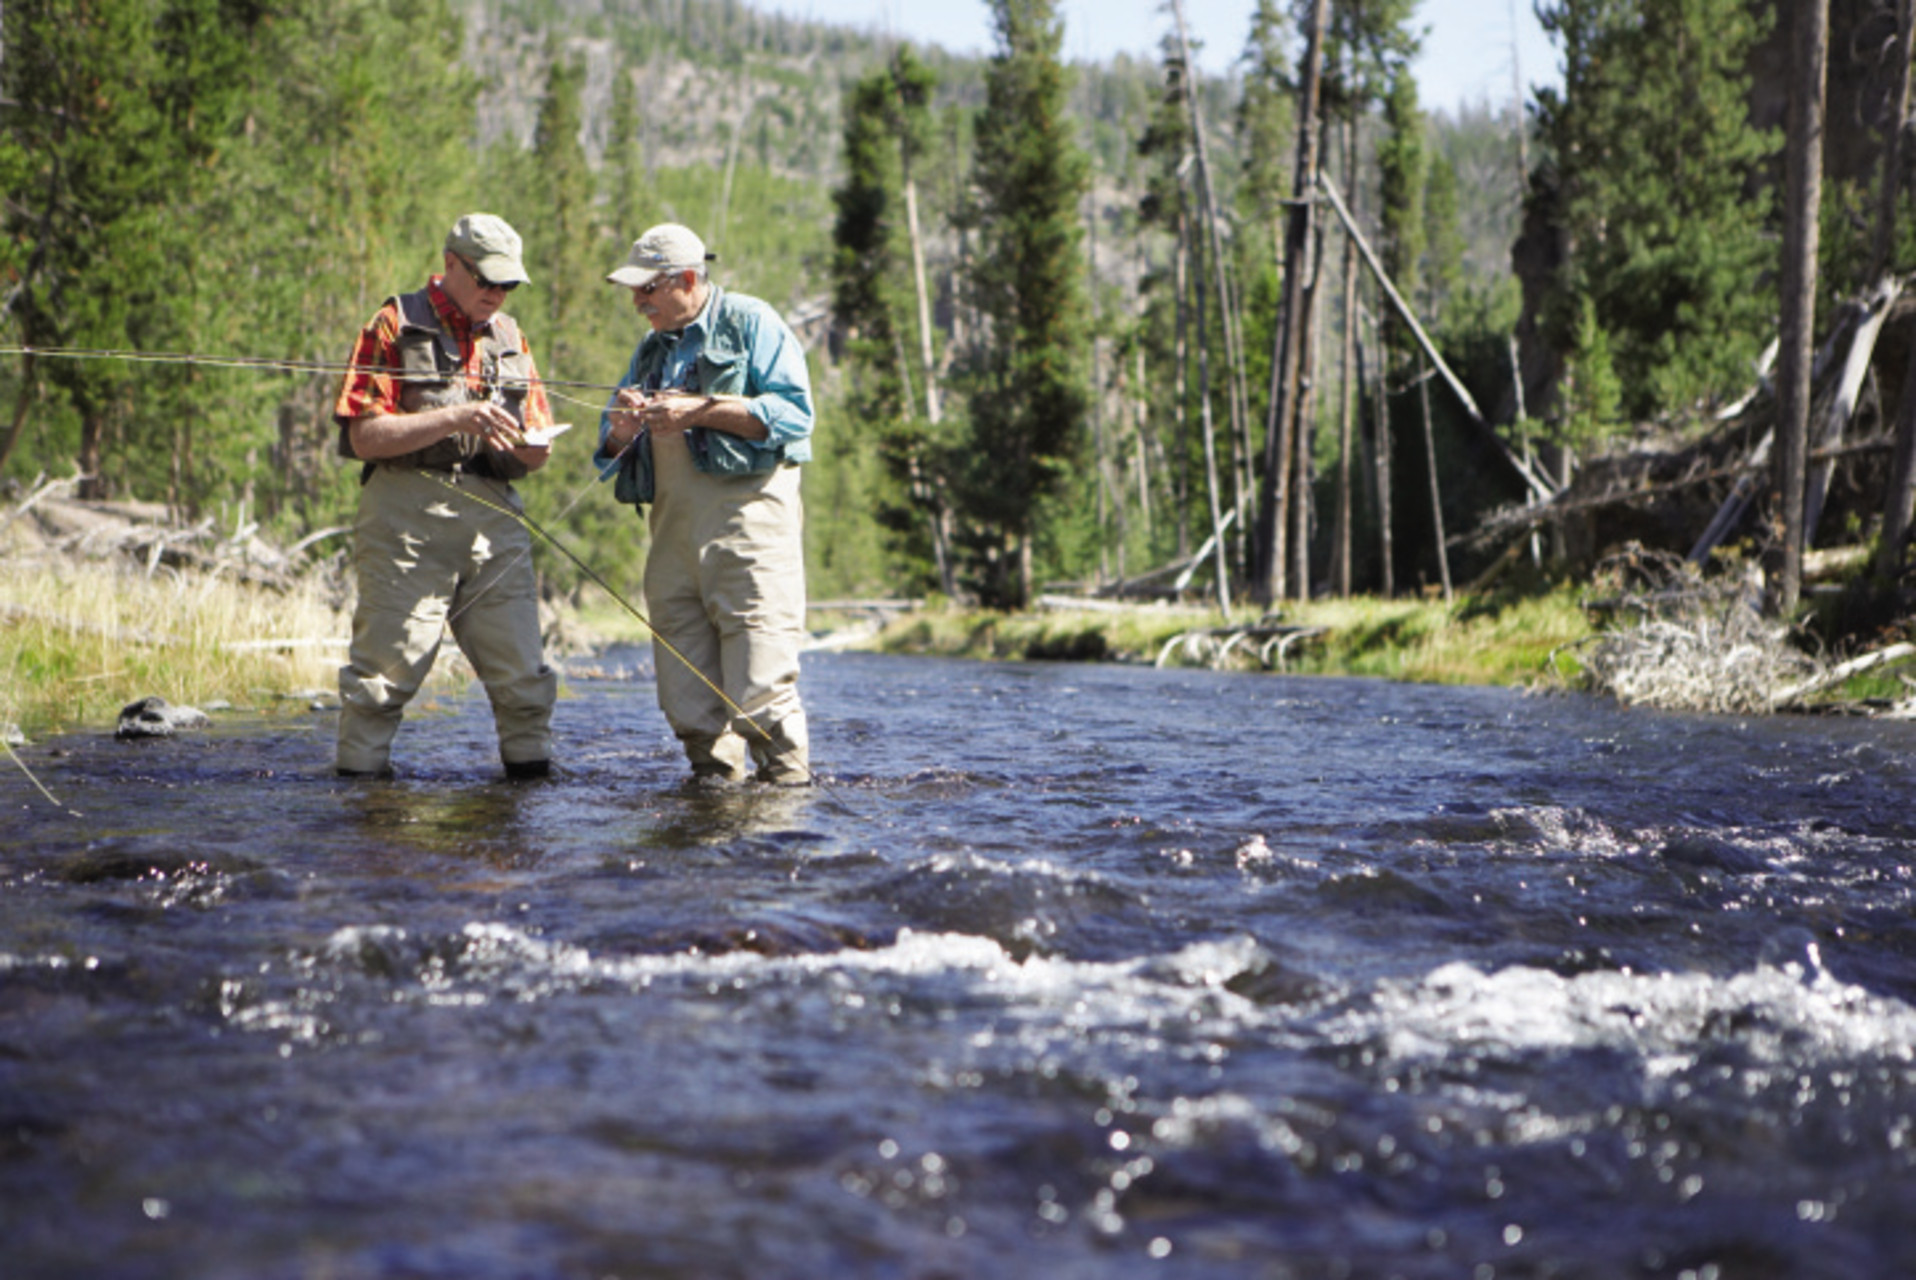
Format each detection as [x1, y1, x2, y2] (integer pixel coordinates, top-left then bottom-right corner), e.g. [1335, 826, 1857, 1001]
[115, 696, 212, 740]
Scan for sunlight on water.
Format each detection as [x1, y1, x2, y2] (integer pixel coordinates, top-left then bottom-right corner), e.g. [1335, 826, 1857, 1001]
[4, 652, 1916, 1276]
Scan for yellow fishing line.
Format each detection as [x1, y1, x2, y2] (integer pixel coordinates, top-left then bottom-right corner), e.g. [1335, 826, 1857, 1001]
[423, 471, 829, 792]
[2, 733, 82, 818]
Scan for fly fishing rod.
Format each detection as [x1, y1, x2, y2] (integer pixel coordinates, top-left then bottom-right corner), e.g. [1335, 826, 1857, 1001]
[424, 469, 839, 798]
[1, 342, 844, 804]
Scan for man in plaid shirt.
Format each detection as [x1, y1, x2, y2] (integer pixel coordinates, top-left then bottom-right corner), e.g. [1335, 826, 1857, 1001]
[331, 213, 560, 781]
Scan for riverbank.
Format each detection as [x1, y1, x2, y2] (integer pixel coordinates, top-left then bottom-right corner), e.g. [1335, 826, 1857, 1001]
[12, 503, 1911, 742]
[1, 556, 351, 740]
[851, 589, 1598, 687]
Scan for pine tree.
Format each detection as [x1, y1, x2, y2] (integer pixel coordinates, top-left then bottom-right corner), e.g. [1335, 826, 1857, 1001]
[1533, 0, 1778, 421]
[1562, 292, 1624, 448]
[216, 0, 480, 532]
[832, 66, 926, 584]
[3, 0, 192, 496]
[605, 65, 648, 248]
[1422, 150, 1465, 323]
[959, 0, 1090, 608]
[1136, 46, 1196, 560]
[524, 44, 595, 387]
[1233, 0, 1295, 444]
[1377, 68, 1427, 361]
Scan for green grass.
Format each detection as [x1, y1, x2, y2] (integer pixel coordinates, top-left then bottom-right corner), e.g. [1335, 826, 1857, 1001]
[868, 587, 1598, 688]
[0, 555, 1600, 743]
[1, 557, 353, 738]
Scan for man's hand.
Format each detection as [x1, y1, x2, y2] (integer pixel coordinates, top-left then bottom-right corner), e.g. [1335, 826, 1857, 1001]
[461, 400, 525, 450]
[607, 387, 655, 449]
[641, 392, 703, 439]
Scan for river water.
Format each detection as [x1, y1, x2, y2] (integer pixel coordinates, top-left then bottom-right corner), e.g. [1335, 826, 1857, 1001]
[3, 649, 1915, 1279]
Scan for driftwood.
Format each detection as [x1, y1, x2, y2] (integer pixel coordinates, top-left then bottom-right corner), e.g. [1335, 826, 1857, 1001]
[1036, 594, 1173, 614]
[1687, 279, 1891, 563]
[1803, 277, 1901, 541]
[1572, 544, 1914, 714]
[0, 472, 85, 534]
[2, 492, 324, 591]
[1091, 509, 1239, 600]
[809, 598, 921, 616]
[1460, 278, 1906, 567]
[1460, 436, 1892, 552]
[1773, 643, 1916, 707]
[1156, 619, 1326, 671]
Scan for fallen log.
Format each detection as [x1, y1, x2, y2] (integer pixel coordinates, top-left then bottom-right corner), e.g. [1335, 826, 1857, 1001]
[1156, 622, 1326, 671]
[1773, 642, 1916, 707]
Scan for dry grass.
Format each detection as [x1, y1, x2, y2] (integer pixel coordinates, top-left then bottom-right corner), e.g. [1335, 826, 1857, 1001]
[1, 556, 354, 737]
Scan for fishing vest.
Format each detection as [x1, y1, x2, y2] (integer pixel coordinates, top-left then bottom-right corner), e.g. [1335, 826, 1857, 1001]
[340, 288, 533, 482]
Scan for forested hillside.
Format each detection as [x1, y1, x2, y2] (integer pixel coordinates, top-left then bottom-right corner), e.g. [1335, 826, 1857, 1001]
[5, 0, 1904, 621]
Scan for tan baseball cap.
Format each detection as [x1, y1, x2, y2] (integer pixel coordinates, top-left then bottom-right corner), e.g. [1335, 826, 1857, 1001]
[445, 213, 530, 286]
[607, 223, 715, 287]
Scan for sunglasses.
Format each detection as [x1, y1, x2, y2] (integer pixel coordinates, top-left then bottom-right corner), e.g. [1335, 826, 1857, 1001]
[459, 257, 519, 293]
[636, 273, 682, 295]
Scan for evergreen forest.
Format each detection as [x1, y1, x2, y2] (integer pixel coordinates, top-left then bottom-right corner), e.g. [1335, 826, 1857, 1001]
[5, 0, 1914, 623]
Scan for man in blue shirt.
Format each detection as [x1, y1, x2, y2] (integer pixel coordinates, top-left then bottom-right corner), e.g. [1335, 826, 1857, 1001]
[597, 223, 815, 787]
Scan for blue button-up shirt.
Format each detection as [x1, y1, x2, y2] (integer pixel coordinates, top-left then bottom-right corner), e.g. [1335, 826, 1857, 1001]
[595, 286, 813, 470]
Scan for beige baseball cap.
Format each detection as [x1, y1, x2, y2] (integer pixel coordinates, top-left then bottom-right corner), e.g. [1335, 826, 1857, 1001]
[445, 213, 530, 286]
[607, 223, 715, 287]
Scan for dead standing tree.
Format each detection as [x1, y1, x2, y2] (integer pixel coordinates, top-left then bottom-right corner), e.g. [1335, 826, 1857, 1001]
[1255, 0, 1332, 604]
[1170, 0, 1253, 579]
[1773, 0, 1830, 616]
[1168, 0, 1234, 611]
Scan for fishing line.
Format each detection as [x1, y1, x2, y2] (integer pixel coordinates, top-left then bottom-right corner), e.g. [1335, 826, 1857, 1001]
[1, 734, 82, 818]
[3, 342, 846, 802]
[425, 470, 843, 801]
[0, 343, 629, 402]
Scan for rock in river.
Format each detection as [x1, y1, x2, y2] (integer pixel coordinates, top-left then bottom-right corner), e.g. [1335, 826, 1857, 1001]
[115, 696, 212, 740]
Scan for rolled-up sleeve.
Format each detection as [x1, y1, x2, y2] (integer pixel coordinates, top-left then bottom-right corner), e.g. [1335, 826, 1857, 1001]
[741, 303, 814, 461]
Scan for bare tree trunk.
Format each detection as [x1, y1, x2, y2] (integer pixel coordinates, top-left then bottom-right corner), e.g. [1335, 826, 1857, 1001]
[1096, 342, 1109, 585]
[1509, 335, 1544, 567]
[1103, 335, 1118, 590]
[893, 331, 954, 596]
[1334, 115, 1359, 598]
[1103, 338, 1128, 586]
[1193, 183, 1232, 611]
[1872, 0, 1915, 278]
[78, 409, 106, 501]
[1134, 344, 1154, 542]
[904, 176, 943, 426]
[1170, 0, 1252, 579]
[1878, 339, 1916, 578]
[1174, 212, 1192, 559]
[1255, 0, 1332, 603]
[1374, 339, 1395, 598]
[1507, 0, 1529, 189]
[1318, 172, 1553, 500]
[1805, 277, 1899, 543]
[1292, 205, 1327, 600]
[0, 350, 34, 476]
[1419, 363, 1452, 604]
[1773, 0, 1830, 616]
[1857, 0, 1915, 575]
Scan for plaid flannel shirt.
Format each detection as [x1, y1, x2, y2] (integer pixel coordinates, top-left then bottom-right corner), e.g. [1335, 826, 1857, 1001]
[333, 276, 554, 431]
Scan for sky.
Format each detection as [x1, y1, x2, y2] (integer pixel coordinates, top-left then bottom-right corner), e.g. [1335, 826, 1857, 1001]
[758, 0, 1561, 116]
